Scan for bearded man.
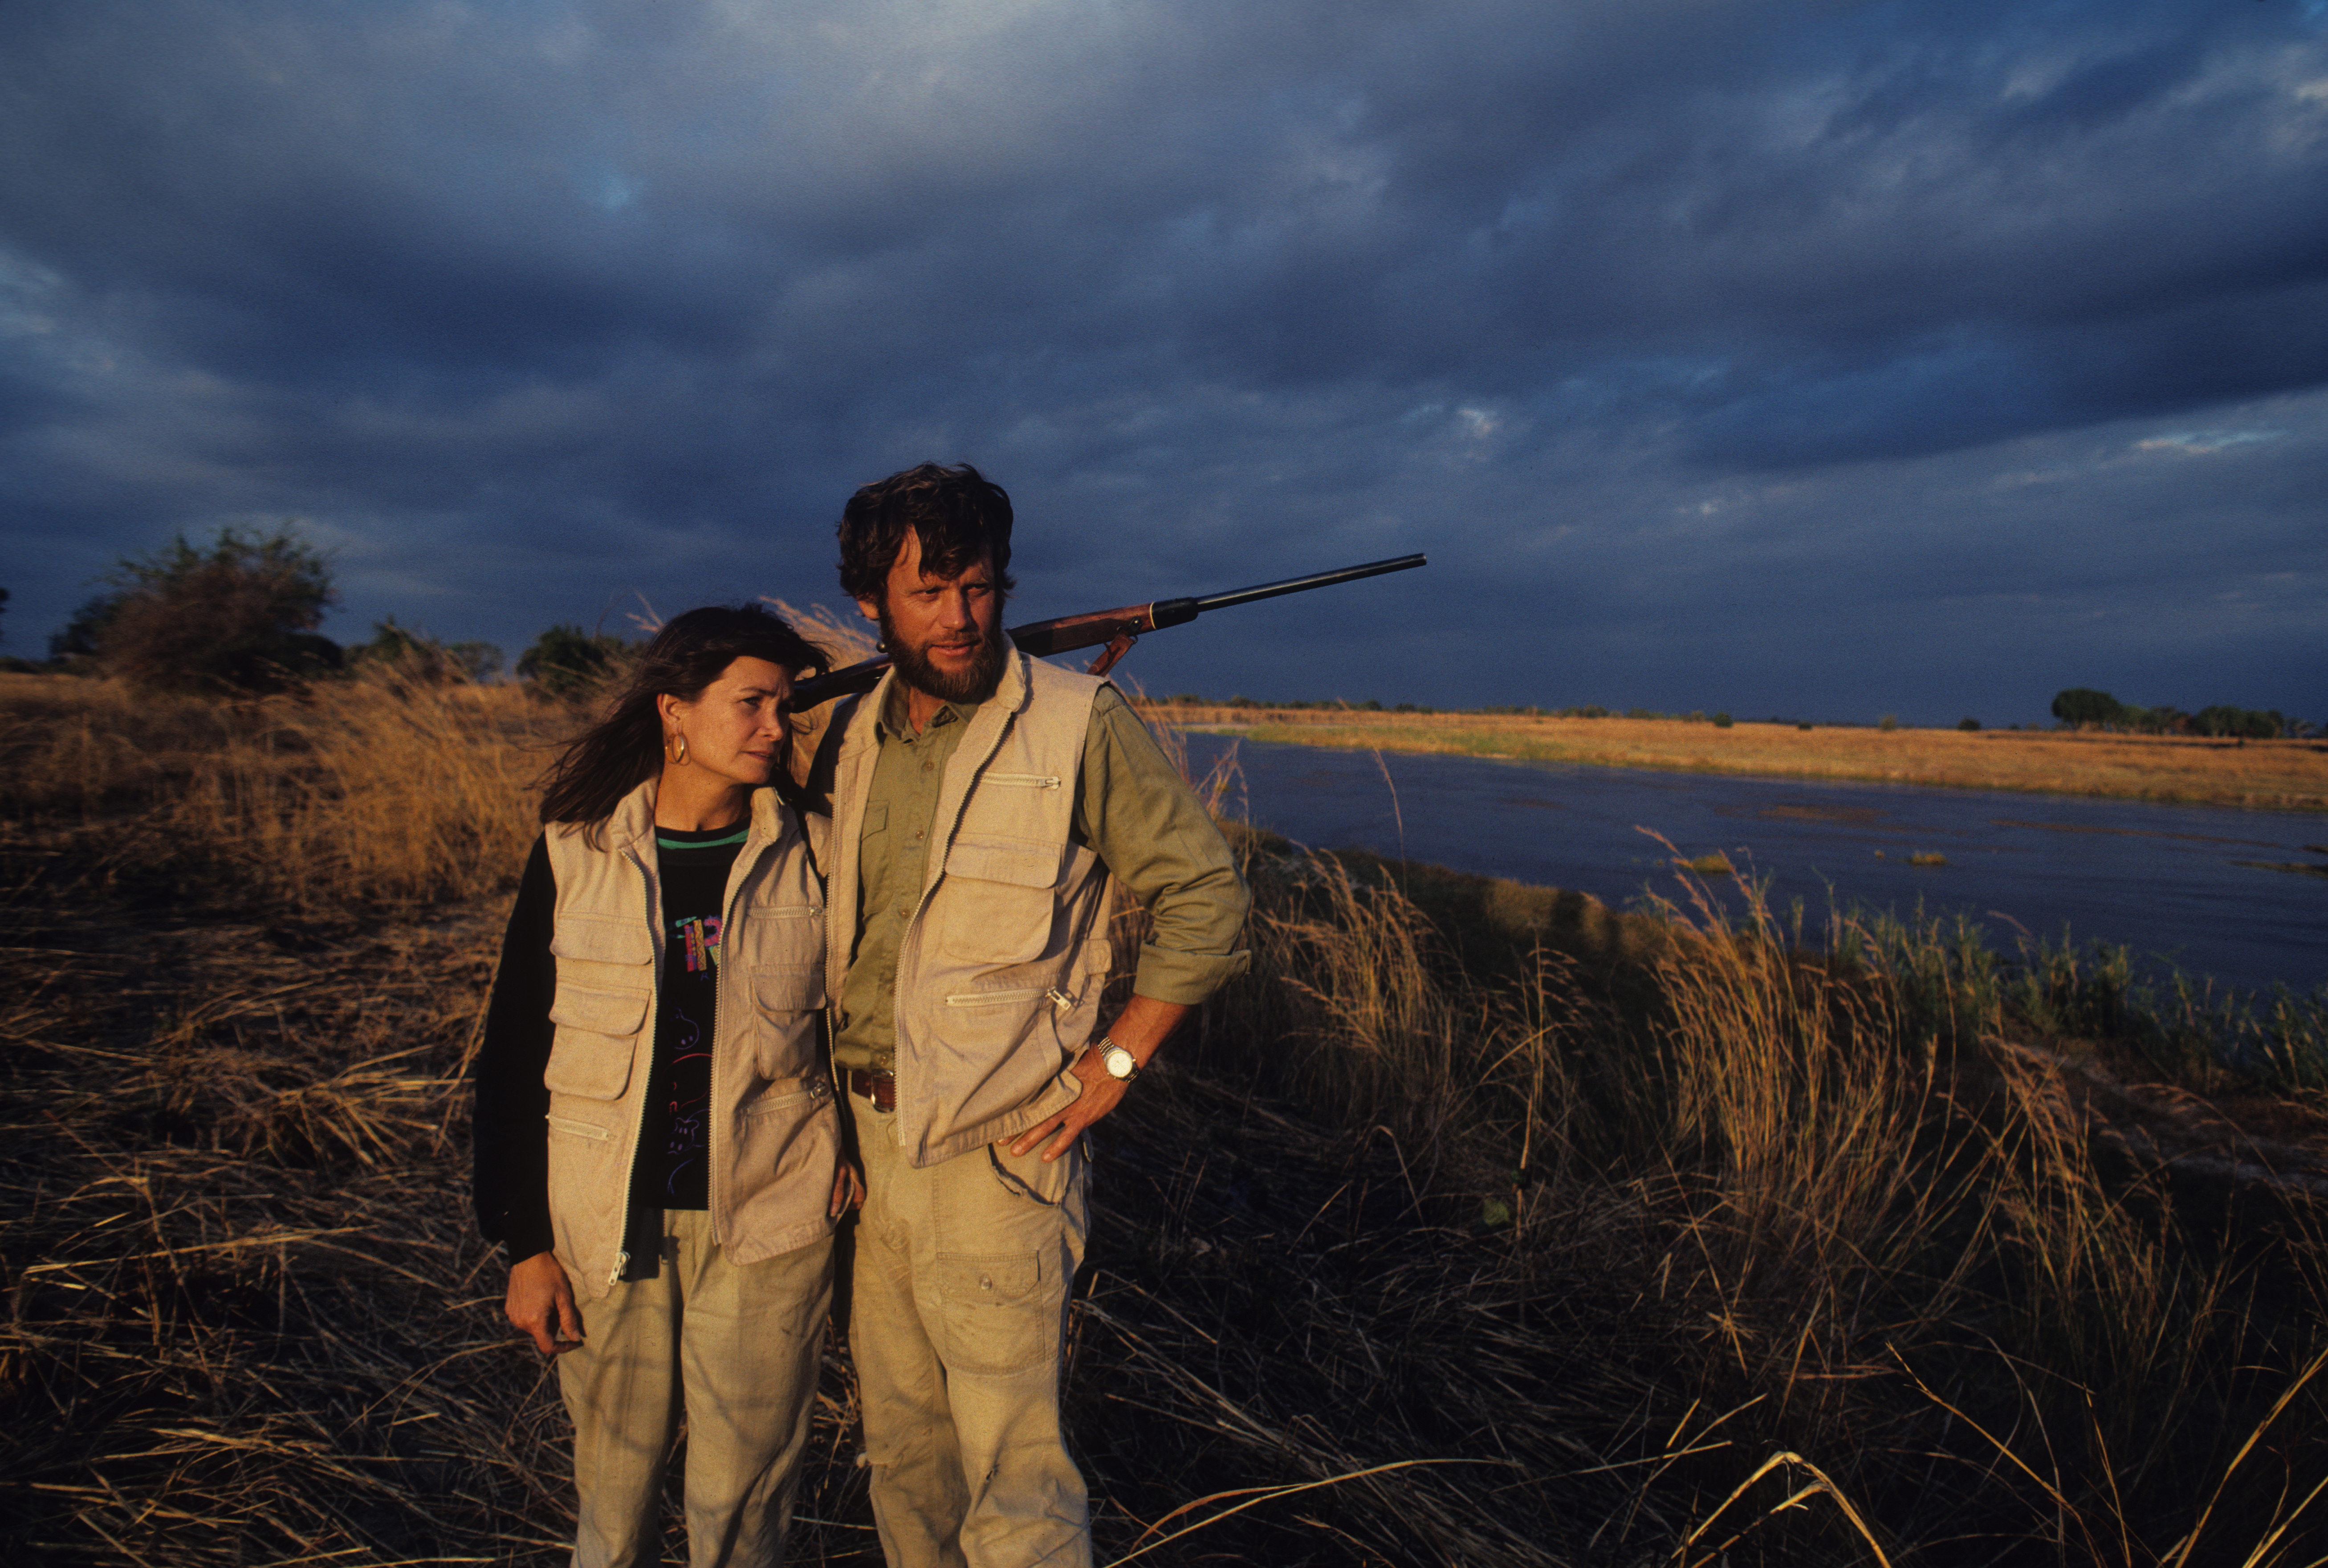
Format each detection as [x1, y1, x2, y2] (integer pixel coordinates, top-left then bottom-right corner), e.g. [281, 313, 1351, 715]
[818, 461, 1249, 1568]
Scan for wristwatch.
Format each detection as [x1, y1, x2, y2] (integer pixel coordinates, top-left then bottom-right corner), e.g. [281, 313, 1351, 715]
[1095, 1037, 1141, 1082]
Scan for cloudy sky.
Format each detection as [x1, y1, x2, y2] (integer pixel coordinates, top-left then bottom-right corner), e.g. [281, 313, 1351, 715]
[2, 0, 2322, 723]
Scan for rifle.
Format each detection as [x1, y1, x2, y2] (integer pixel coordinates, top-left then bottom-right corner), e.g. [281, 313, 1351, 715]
[787, 553, 1427, 709]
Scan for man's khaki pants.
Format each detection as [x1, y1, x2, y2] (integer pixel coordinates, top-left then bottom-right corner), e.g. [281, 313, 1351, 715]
[555, 1208, 833, 1568]
[848, 1093, 1092, 1568]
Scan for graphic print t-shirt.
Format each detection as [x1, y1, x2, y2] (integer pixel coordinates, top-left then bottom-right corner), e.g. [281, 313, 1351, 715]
[637, 825, 745, 1211]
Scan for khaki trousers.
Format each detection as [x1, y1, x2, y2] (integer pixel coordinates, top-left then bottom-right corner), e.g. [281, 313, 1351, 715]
[848, 1092, 1092, 1568]
[556, 1208, 833, 1568]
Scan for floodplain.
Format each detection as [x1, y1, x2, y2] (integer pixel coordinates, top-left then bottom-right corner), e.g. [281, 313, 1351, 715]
[1153, 704, 2328, 814]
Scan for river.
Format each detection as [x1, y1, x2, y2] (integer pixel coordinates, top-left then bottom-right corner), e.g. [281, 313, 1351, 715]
[1182, 734, 2328, 997]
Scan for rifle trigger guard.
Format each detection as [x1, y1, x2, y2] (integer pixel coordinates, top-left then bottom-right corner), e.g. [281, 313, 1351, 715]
[1087, 629, 1138, 677]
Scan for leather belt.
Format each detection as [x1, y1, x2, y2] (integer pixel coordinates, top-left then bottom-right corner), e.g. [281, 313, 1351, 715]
[845, 1067, 896, 1112]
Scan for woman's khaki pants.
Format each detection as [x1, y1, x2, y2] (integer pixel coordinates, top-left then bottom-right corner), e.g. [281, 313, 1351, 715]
[848, 1092, 1092, 1568]
[555, 1209, 833, 1568]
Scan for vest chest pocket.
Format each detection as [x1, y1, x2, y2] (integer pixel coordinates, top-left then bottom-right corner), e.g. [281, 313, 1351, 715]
[546, 915, 651, 1100]
[545, 988, 646, 1099]
[939, 835, 1063, 965]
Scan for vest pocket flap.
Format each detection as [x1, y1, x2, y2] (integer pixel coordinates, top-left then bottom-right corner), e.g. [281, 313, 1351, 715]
[548, 983, 649, 1038]
[752, 963, 826, 1013]
[945, 835, 1062, 890]
[542, 1033, 636, 1100]
[938, 1250, 1042, 1307]
[550, 916, 652, 966]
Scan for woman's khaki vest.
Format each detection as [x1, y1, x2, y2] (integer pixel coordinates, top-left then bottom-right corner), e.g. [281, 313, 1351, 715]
[823, 651, 1115, 1167]
[541, 778, 835, 1298]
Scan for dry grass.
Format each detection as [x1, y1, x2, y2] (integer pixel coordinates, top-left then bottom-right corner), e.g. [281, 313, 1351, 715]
[0, 668, 563, 908]
[1156, 705, 2328, 813]
[5, 673, 2328, 1565]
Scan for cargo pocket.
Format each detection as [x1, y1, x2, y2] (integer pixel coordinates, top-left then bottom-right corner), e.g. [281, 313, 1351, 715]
[544, 986, 646, 1099]
[940, 835, 1062, 965]
[936, 1251, 1049, 1375]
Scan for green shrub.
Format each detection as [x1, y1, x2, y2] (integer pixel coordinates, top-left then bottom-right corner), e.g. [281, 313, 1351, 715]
[1958, 717, 1981, 732]
[80, 525, 341, 695]
[517, 624, 631, 698]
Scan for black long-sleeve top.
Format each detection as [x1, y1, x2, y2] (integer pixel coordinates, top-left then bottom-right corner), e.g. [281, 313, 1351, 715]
[472, 837, 560, 1262]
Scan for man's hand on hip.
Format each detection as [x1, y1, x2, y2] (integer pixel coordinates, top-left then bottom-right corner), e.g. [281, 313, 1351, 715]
[1009, 994, 1190, 1162]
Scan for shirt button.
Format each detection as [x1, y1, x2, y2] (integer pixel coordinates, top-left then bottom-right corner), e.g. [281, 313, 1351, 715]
[921, 761, 932, 773]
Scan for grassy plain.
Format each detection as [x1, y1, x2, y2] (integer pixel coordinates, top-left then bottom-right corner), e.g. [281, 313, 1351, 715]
[4, 668, 2327, 1565]
[1152, 704, 2328, 812]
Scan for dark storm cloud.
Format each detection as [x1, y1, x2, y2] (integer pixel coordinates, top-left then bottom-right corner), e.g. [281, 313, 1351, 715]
[0, 0, 2323, 721]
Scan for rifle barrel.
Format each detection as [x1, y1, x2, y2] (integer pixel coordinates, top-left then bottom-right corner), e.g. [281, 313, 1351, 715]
[786, 550, 1427, 709]
[1190, 553, 1427, 614]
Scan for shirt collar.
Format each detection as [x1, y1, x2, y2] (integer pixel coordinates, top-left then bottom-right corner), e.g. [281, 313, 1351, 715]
[876, 681, 978, 741]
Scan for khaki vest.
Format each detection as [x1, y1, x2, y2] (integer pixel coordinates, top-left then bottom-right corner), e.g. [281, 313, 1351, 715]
[542, 778, 836, 1299]
[824, 651, 1115, 1167]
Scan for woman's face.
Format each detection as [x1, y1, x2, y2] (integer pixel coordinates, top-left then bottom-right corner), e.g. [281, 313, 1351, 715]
[659, 656, 795, 791]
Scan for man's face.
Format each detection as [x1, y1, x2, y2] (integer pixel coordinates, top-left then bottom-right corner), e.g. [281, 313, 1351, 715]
[857, 528, 1006, 705]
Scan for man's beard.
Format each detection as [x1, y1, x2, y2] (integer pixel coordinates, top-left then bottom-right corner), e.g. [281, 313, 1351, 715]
[882, 610, 1009, 706]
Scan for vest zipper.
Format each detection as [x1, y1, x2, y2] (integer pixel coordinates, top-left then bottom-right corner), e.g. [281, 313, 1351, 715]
[895, 711, 1020, 1115]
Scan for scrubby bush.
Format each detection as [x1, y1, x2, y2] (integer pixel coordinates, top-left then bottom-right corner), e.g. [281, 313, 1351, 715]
[73, 525, 341, 695]
[1958, 717, 1981, 732]
[1879, 713, 1900, 732]
[1713, 712, 1734, 728]
[350, 618, 504, 684]
[517, 624, 631, 697]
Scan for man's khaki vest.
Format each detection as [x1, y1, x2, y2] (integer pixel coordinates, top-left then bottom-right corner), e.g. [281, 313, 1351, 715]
[542, 778, 836, 1299]
[824, 650, 1114, 1167]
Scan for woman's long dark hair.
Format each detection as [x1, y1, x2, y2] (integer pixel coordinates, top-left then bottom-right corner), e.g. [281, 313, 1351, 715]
[537, 605, 827, 830]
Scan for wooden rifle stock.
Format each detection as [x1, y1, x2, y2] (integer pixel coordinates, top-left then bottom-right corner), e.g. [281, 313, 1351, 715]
[787, 552, 1424, 709]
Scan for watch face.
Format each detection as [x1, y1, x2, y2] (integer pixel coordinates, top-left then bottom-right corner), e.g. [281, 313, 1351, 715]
[1103, 1044, 1136, 1079]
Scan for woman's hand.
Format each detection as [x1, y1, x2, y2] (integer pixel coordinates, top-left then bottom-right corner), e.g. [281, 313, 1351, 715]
[505, 1250, 584, 1356]
[830, 1159, 866, 1218]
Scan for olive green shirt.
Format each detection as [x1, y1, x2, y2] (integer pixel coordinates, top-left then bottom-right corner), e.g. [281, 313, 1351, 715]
[834, 683, 1249, 1071]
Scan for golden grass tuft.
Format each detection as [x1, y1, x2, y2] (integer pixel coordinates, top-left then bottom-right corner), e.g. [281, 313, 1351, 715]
[1, 668, 567, 907]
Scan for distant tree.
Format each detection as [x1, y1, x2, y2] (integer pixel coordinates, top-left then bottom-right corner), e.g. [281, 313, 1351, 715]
[1879, 713, 1900, 732]
[2050, 688, 2125, 730]
[82, 525, 339, 694]
[447, 641, 505, 683]
[349, 618, 505, 684]
[2192, 705, 2283, 740]
[1957, 717, 1981, 732]
[1713, 712, 1734, 728]
[47, 595, 114, 666]
[518, 624, 631, 697]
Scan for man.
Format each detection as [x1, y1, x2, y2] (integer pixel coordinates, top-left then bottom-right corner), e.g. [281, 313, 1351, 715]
[816, 461, 1249, 1568]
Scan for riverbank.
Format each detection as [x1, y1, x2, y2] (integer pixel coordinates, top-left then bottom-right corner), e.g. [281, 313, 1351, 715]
[1145, 704, 2328, 812]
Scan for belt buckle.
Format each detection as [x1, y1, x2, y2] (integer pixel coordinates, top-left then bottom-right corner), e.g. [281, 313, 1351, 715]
[851, 1067, 897, 1113]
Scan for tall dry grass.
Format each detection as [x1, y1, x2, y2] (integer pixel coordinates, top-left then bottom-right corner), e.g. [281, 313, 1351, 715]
[1192, 827, 2328, 1564]
[1, 668, 565, 906]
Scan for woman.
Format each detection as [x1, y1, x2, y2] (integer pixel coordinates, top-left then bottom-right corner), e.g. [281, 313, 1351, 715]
[473, 604, 853, 1567]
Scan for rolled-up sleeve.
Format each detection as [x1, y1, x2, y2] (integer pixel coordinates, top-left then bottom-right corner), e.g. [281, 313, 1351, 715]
[1073, 686, 1251, 1003]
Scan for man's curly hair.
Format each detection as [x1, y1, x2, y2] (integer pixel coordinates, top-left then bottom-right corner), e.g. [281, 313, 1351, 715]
[837, 461, 1017, 604]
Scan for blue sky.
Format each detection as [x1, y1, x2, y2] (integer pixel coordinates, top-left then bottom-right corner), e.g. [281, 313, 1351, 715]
[2, 0, 2323, 724]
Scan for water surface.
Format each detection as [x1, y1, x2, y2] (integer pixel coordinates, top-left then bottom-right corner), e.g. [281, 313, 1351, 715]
[1186, 734, 2328, 997]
